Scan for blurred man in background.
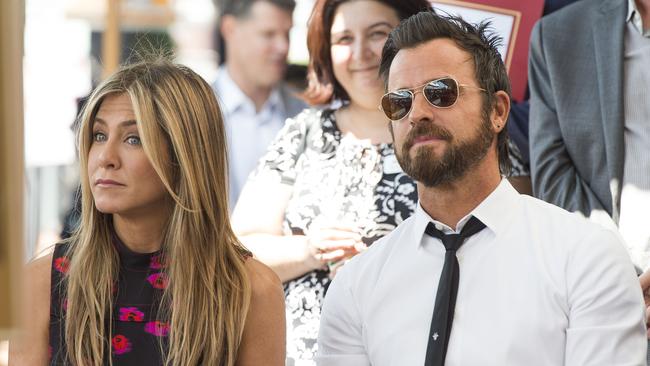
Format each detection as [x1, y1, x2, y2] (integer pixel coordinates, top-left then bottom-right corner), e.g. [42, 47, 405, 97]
[213, 0, 306, 208]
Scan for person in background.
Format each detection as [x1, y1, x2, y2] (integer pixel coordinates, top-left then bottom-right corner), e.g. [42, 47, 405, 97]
[501, 0, 579, 195]
[232, 0, 527, 363]
[213, 0, 306, 207]
[317, 12, 646, 365]
[10, 60, 285, 365]
[528, 0, 650, 359]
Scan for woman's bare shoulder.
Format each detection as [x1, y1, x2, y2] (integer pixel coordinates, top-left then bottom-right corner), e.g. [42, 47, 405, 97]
[244, 258, 282, 297]
[27, 251, 53, 292]
[237, 259, 285, 365]
[9, 252, 53, 364]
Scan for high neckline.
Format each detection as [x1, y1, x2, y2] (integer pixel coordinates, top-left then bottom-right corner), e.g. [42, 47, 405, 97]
[111, 229, 163, 269]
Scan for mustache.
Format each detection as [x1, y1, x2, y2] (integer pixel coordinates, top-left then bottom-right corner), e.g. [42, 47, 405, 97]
[403, 123, 453, 151]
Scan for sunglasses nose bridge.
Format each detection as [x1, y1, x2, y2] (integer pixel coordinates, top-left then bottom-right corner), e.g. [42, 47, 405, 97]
[406, 87, 438, 124]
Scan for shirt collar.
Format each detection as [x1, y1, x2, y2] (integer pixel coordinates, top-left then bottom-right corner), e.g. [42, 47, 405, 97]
[412, 178, 519, 248]
[213, 66, 286, 116]
[627, 0, 650, 36]
[627, 0, 635, 21]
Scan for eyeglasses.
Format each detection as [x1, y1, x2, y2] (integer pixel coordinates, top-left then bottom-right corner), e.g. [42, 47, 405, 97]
[379, 77, 486, 121]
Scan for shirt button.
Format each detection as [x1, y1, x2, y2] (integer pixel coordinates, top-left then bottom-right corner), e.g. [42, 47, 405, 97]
[435, 223, 443, 231]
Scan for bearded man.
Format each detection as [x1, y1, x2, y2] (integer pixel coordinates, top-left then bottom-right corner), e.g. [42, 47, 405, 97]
[316, 11, 647, 366]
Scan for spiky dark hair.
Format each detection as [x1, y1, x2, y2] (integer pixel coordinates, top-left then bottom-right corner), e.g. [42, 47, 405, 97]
[380, 11, 512, 175]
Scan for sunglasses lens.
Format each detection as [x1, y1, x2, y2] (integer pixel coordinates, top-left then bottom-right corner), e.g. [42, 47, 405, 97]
[381, 90, 412, 120]
[424, 78, 458, 108]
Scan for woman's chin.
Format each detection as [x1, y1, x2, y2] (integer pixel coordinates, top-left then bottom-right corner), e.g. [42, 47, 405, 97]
[93, 201, 122, 215]
[95, 206, 118, 215]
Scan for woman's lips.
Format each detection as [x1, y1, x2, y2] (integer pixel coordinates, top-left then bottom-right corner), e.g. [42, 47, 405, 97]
[95, 179, 125, 187]
[351, 65, 379, 72]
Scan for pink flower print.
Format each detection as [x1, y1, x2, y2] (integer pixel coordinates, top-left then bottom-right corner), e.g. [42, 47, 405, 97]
[149, 254, 168, 269]
[147, 272, 169, 289]
[53, 256, 70, 274]
[119, 307, 145, 322]
[112, 334, 132, 355]
[144, 321, 170, 337]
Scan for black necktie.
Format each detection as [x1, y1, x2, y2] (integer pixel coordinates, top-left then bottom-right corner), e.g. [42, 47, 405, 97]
[423, 216, 486, 366]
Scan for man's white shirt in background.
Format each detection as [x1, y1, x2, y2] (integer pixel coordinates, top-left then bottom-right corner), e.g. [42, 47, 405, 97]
[213, 66, 305, 208]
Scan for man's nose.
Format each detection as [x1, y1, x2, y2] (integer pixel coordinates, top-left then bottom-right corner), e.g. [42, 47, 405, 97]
[407, 91, 435, 126]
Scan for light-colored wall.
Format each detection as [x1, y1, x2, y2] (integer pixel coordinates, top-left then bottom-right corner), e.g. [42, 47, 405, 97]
[0, 0, 25, 347]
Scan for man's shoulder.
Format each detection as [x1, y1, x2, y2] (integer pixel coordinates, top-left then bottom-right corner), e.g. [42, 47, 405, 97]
[277, 83, 308, 117]
[541, 0, 600, 25]
[538, 0, 625, 34]
[518, 194, 618, 242]
[512, 195, 632, 282]
[521, 194, 589, 223]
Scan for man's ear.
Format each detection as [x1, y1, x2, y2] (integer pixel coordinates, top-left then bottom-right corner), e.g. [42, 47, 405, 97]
[220, 15, 238, 43]
[490, 90, 510, 133]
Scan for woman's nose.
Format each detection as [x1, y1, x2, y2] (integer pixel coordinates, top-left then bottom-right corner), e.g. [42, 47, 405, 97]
[351, 37, 372, 62]
[97, 140, 120, 170]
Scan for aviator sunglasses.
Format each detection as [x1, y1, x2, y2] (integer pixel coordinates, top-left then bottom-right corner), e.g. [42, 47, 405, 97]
[379, 76, 486, 121]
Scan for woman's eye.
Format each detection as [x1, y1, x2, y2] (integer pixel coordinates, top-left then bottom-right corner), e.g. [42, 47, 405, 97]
[125, 136, 141, 145]
[333, 35, 352, 44]
[93, 132, 106, 142]
[369, 31, 388, 39]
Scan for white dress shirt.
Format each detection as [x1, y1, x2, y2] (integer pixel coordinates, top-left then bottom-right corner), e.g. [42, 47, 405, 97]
[212, 67, 292, 207]
[317, 179, 646, 366]
[618, 0, 650, 271]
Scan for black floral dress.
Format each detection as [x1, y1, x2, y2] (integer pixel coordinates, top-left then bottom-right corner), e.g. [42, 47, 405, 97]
[250, 108, 528, 364]
[49, 236, 170, 365]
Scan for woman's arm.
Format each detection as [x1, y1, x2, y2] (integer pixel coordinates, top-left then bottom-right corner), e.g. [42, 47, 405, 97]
[232, 179, 321, 282]
[9, 253, 52, 365]
[235, 258, 286, 366]
[232, 180, 363, 282]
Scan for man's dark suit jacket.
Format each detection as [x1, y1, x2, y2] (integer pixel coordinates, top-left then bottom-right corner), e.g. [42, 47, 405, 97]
[529, 0, 627, 226]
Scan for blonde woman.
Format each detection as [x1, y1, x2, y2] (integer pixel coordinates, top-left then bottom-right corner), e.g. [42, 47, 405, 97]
[10, 60, 285, 365]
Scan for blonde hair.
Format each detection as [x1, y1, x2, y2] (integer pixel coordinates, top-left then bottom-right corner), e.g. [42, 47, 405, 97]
[64, 59, 251, 365]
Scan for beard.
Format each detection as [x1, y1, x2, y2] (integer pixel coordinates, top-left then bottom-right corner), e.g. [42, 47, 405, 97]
[394, 113, 495, 188]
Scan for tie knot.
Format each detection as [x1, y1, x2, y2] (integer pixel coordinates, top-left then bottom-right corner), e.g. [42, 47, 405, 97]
[425, 216, 486, 251]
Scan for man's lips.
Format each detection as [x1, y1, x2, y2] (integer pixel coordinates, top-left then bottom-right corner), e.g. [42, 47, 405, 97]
[95, 179, 125, 187]
[413, 135, 445, 145]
